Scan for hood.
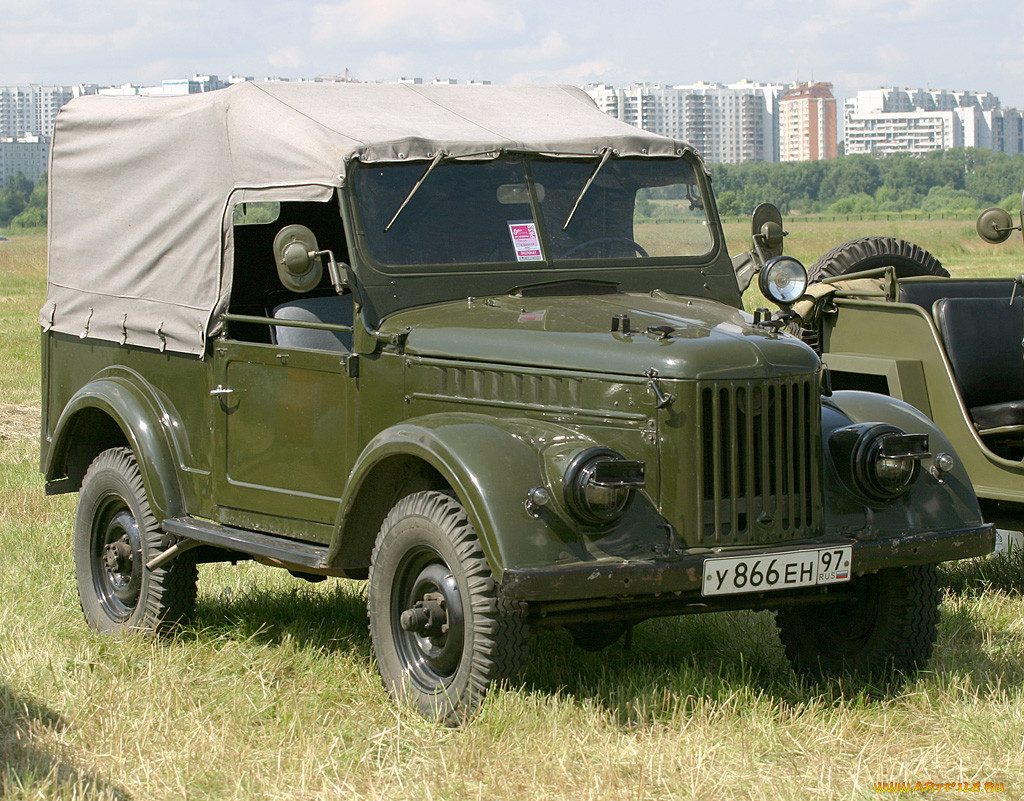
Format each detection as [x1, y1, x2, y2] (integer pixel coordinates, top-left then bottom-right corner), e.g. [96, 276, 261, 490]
[383, 291, 819, 380]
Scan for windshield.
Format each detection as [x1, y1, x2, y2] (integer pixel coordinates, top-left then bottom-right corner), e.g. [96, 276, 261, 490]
[352, 155, 714, 268]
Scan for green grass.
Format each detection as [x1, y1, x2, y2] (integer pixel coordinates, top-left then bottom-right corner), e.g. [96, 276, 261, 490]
[4, 226, 1024, 799]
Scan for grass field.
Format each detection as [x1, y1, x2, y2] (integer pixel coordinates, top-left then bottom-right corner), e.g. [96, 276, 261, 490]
[3, 223, 1024, 800]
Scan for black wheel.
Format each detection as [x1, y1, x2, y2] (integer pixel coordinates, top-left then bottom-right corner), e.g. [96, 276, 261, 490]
[561, 237, 649, 259]
[368, 491, 528, 725]
[74, 447, 197, 633]
[775, 564, 940, 682]
[796, 236, 949, 352]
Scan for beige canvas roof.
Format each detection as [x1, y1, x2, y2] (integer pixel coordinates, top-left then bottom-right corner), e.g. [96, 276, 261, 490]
[42, 81, 693, 355]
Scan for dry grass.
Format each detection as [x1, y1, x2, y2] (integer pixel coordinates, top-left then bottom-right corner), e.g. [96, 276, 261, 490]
[3, 226, 1024, 800]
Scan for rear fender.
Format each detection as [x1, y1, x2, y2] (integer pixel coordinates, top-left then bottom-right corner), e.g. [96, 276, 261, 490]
[44, 369, 185, 520]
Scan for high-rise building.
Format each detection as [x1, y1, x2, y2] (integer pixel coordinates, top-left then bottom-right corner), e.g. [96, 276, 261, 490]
[585, 81, 785, 163]
[778, 83, 837, 162]
[0, 85, 75, 139]
[0, 134, 50, 188]
[844, 87, 1023, 155]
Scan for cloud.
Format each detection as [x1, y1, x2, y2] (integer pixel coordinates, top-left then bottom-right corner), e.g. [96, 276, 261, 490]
[311, 0, 524, 45]
[268, 47, 306, 70]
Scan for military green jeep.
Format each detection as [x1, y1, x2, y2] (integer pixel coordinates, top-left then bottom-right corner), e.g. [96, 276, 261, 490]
[41, 82, 993, 724]
[792, 196, 1024, 554]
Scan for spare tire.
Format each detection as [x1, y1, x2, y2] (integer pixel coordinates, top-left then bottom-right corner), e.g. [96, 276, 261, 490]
[796, 237, 949, 353]
[809, 236, 948, 282]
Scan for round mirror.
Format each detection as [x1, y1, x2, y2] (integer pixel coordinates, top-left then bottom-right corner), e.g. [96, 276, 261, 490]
[976, 207, 1014, 244]
[273, 224, 323, 292]
[751, 203, 785, 260]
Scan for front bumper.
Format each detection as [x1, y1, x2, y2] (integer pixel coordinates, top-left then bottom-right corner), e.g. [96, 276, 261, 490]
[500, 523, 995, 602]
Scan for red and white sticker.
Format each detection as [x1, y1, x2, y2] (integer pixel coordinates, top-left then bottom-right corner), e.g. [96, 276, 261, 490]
[508, 220, 543, 262]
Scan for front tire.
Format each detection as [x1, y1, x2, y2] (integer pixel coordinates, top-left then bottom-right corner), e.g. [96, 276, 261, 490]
[74, 447, 197, 633]
[775, 564, 941, 682]
[368, 491, 528, 725]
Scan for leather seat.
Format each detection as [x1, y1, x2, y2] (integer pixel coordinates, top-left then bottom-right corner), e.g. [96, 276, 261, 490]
[933, 296, 1024, 433]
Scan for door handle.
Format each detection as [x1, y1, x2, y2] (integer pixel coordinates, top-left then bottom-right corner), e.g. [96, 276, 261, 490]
[210, 385, 244, 396]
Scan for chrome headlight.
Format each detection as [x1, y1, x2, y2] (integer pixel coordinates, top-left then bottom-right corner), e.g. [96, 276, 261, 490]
[563, 448, 645, 525]
[759, 256, 808, 306]
[830, 424, 928, 502]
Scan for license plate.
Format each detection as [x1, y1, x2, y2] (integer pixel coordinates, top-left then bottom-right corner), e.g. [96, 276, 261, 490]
[701, 546, 852, 597]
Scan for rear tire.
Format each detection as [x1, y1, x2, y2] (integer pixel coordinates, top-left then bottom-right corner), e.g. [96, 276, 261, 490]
[74, 447, 197, 633]
[797, 236, 949, 352]
[775, 564, 941, 682]
[368, 491, 528, 725]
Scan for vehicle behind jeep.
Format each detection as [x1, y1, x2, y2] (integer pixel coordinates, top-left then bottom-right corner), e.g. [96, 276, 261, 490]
[789, 194, 1024, 554]
[41, 82, 994, 725]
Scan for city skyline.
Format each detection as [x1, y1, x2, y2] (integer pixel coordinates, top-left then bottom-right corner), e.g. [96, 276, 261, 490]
[3, 0, 1024, 109]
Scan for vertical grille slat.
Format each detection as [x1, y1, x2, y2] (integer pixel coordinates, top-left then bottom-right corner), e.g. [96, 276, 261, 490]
[699, 374, 822, 545]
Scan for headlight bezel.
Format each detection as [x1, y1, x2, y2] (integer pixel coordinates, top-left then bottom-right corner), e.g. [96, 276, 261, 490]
[758, 255, 808, 306]
[563, 447, 645, 526]
[829, 423, 928, 503]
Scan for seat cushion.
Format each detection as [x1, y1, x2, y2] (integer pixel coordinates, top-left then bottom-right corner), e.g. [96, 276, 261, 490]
[971, 400, 1024, 433]
[272, 295, 354, 352]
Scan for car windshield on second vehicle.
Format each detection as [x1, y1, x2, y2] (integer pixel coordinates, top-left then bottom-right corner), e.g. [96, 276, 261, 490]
[352, 154, 714, 268]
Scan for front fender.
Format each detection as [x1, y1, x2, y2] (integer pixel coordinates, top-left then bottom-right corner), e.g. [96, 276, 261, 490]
[45, 370, 185, 520]
[822, 389, 985, 536]
[331, 413, 599, 574]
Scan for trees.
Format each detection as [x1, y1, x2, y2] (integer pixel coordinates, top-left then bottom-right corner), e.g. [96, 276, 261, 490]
[1, 172, 46, 228]
[708, 149, 1024, 217]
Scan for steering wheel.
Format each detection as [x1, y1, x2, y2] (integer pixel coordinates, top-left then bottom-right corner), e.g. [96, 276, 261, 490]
[560, 237, 649, 259]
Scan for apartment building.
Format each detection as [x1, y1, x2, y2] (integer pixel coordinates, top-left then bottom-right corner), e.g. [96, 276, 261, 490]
[0, 134, 50, 188]
[845, 87, 1023, 155]
[585, 81, 784, 163]
[778, 83, 837, 162]
[0, 85, 75, 139]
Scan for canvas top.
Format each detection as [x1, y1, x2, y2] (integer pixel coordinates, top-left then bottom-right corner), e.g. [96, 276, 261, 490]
[42, 81, 693, 355]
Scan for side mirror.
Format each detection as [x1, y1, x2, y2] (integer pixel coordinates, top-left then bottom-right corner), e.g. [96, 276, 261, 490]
[272, 224, 348, 294]
[733, 203, 788, 293]
[751, 203, 786, 261]
[976, 206, 1017, 245]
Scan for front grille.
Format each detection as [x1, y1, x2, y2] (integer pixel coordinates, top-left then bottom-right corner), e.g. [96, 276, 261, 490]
[695, 374, 822, 545]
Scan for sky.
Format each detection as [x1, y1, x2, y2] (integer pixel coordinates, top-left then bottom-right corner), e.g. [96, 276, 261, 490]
[3, 0, 1024, 108]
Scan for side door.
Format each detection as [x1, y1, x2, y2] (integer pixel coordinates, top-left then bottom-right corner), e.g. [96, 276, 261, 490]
[210, 339, 354, 543]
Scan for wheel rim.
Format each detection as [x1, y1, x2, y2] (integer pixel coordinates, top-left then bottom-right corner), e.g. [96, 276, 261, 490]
[390, 545, 466, 692]
[90, 495, 143, 622]
[816, 576, 881, 656]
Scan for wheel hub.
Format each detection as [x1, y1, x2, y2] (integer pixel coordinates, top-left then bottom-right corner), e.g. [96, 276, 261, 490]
[103, 536, 134, 575]
[400, 592, 448, 637]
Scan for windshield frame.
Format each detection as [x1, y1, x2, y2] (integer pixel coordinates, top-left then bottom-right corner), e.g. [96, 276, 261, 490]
[347, 151, 721, 276]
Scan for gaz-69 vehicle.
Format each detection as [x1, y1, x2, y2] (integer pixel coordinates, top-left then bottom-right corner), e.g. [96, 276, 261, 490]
[42, 82, 993, 724]
[791, 197, 1024, 554]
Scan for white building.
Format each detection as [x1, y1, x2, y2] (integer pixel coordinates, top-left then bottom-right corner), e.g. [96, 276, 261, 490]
[0, 85, 75, 139]
[0, 134, 50, 188]
[844, 88, 1023, 155]
[585, 81, 785, 163]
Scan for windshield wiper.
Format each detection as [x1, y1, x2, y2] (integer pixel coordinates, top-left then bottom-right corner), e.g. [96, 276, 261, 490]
[385, 150, 445, 232]
[562, 147, 612, 230]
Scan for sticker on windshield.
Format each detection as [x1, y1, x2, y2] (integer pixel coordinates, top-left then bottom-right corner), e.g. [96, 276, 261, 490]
[508, 221, 543, 262]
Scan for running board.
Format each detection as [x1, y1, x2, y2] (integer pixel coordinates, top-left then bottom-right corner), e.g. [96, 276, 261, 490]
[159, 516, 330, 571]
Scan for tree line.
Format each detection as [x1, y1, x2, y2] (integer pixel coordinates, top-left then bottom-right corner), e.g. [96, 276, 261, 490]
[6, 147, 1024, 230]
[0, 173, 46, 229]
[708, 148, 1024, 217]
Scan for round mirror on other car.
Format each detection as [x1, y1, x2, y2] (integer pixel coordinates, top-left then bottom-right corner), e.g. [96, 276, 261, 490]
[976, 207, 1015, 245]
[273, 224, 323, 293]
[759, 256, 808, 306]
